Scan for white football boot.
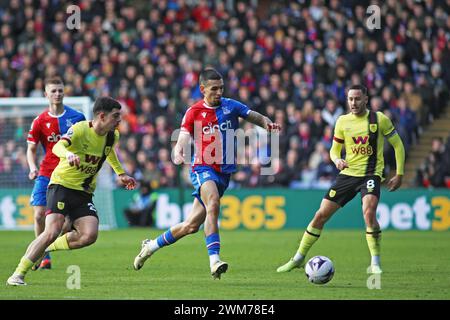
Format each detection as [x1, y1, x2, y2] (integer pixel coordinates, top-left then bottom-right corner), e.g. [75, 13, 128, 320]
[211, 261, 228, 280]
[133, 239, 154, 270]
[6, 273, 27, 286]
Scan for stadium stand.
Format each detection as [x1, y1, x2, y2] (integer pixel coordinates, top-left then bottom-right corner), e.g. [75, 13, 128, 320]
[0, 0, 449, 189]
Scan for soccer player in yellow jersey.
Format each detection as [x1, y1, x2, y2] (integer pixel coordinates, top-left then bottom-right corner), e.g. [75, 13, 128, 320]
[7, 97, 136, 286]
[277, 85, 405, 275]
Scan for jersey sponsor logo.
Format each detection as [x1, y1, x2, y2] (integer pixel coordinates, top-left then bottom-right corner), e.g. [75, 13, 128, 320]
[47, 132, 62, 142]
[77, 165, 98, 174]
[202, 120, 232, 134]
[351, 135, 373, 155]
[85, 154, 101, 164]
[369, 124, 378, 133]
[329, 189, 336, 198]
[351, 145, 373, 155]
[352, 136, 369, 144]
[57, 201, 65, 210]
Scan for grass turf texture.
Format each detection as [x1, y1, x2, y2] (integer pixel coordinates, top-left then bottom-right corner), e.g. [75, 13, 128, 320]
[1, 229, 449, 300]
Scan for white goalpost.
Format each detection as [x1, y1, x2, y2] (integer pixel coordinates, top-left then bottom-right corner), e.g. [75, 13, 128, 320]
[0, 97, 117, 230]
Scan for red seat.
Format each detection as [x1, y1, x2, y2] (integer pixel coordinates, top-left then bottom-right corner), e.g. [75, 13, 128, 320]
[445, 177, 450, 188]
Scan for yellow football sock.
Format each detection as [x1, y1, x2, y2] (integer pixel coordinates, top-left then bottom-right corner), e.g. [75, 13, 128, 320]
[47, 234, 70, 252]
[14, 256, 34, 276]
[366, 227, 381, 257]
[297, 223, 322, 256]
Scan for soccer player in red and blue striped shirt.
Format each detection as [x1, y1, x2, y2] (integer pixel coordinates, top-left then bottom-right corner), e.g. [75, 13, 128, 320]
[133, 68, 281, 279]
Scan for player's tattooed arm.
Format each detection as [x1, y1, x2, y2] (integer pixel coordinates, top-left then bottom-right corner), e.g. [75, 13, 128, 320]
[246, 111, 270, 128]
[246, 111, 281, 132]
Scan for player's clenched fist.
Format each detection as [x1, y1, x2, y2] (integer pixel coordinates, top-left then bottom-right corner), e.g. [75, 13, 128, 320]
[267, 122, 281, 132]
[118, 174, 137, 190]
[28, 169, 39, 180]
[334, 158, 349, 171]
[172, 141, 187, 165]
[66, 151, 80, 167]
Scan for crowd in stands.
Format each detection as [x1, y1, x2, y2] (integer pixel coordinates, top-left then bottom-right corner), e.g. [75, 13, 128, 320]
[415, 135, 450, 188]
[0, 0, 449, 189]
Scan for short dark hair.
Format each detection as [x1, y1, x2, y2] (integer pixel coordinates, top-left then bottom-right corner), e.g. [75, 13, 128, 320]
[44, 77, 64, 87]
[199, 68, 222, 86]
[347, 84, 368, 96]
[93, 97, 121, 115]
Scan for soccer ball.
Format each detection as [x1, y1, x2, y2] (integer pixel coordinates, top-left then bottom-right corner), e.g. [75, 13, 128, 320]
[305, 256, 335, 284]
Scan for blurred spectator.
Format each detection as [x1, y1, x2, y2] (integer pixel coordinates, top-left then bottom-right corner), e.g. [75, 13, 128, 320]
[416, 137, 450, 188]
[391, 96, 418, 150]
[315, 152, 339, 189]
[321, 98, 344, 127]
[123, 180, 158, 227]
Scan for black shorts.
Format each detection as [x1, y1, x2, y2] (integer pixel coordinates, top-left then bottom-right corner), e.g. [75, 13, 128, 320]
[46, 184, 99, 221]
[324, 174, 381, 207]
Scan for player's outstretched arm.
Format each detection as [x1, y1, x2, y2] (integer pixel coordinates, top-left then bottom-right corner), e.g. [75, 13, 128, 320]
[387, 133, 405, 191]
[245, 111, 281, 132]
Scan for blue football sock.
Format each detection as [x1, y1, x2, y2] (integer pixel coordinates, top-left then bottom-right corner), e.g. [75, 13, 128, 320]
[156, 229, 177, 248]
[205, 233, 220, 256]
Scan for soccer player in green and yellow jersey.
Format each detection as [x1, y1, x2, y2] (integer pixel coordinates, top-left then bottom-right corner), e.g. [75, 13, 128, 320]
[277, 84, 405, 275]
[7, 97, 136, 286]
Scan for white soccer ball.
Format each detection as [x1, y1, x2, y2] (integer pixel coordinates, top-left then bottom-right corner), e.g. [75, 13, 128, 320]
[305, 255, 335, 284]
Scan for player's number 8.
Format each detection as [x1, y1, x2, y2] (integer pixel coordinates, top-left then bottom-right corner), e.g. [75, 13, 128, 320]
[367, 179, 375, 189]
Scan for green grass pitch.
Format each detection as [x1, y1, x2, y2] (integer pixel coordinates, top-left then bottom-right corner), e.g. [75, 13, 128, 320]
[1, 229, 449, 300]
